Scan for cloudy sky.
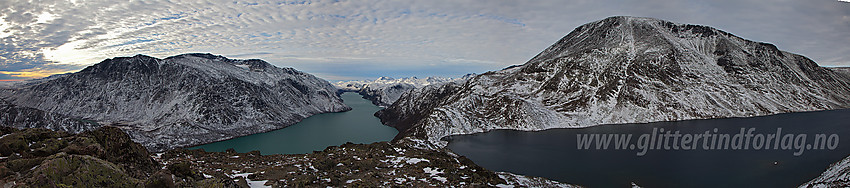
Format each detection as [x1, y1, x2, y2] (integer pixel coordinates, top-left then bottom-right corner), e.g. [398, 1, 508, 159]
[1, 0, 849, 81]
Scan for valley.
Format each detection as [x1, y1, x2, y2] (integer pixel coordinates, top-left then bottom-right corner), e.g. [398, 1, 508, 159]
[1, 16, 849, 187]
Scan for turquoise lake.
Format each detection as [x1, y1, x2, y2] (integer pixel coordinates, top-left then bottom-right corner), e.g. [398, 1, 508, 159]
[191, 92, 398, 154]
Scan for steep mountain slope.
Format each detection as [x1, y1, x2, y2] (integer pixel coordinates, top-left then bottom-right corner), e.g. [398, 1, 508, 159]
[335, 76, 464, 106]
[376, 16, 850, 143]
[829, 67, 850, 77]
[0, 99, 100, 133]
[2, 53, 350, 151]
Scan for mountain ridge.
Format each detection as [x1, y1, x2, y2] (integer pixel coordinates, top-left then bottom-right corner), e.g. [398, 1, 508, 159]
[2, 53, 350, 151]
[376, 16, 850, 144]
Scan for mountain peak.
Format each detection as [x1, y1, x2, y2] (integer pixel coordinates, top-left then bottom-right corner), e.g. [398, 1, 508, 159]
[600, 15, 658, 23]
[528, 16, 785, 74]
[78, 54, 162, 78]
[132, 54, 157, 59]
[377, 16, 850, 143]
[167, 53, 226, 60]
[5, 53, 349, 151]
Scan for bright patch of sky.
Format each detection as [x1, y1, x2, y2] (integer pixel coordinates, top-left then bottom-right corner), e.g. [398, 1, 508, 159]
[1, 0, 849, 81]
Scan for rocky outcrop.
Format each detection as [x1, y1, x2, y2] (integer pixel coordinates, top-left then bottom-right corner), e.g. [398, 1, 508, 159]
[159, 138, 578, 187]
[1, 127, 144, 187]
[0, 126, 578, 187]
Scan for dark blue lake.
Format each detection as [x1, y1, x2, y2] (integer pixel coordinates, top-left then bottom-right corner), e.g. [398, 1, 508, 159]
[191, 92, 398, 154]
[446, 109, 850, 187]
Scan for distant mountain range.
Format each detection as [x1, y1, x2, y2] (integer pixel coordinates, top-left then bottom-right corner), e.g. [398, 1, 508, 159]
[334, 76, 472, 107]
[1, 53, 349, 151]
[376, 16, 850, 143]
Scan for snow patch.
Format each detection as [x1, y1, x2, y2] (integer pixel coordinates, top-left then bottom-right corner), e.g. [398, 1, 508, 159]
[227, 172, 270, 188]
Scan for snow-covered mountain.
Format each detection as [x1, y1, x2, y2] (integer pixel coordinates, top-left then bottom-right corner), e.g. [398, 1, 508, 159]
[1, 53, 350, 151]
[334, 76, 470, 107]
[376, 16, 850, 144]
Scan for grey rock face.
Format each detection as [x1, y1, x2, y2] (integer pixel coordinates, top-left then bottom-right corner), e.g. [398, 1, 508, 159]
[2, 53, 350, 151]
[377, 16, 850, 143]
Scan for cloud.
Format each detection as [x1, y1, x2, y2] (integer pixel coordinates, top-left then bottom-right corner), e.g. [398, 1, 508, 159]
[1, 0, 849, 81]
[0, 67, 76, 81]
[226, 52, 274, 58]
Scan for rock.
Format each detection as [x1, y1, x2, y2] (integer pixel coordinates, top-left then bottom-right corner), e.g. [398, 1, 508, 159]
[27, 153, 142, 187]
[157, 138, 579, 187]
[0, 127, 164, 187]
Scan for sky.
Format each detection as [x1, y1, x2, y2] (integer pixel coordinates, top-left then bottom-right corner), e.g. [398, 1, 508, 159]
[1, 0, 849, 81]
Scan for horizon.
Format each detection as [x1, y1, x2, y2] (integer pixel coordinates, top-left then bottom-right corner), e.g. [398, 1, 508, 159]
[2, 0, 850, 81]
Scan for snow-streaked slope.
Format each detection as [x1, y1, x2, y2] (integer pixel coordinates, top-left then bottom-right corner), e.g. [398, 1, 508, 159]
[2, 53, 350, 151]
[829, 67, 850, 77]
[334, 76, 469, 107]
[800, 155, 850, 187]
[0, 99, 100, 133]
[376, 16, 850, 144]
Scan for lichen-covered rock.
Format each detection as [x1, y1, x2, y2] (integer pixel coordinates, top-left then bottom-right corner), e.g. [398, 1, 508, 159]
[79, 126, 158, 179]
[27, 153, 141, 187]
[158, 139, 579, 187]
[0, 127, 168, 187]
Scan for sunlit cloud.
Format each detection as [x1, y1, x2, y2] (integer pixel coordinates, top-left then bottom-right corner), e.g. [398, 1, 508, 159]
[0, 68, 75, 81]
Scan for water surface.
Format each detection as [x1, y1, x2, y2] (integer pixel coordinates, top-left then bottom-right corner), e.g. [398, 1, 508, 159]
[446, 109, 850, 187]
[192, 92, 398, 154]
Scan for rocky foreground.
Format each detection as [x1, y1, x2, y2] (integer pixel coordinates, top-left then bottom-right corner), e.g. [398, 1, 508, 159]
[0, 126, 168, 187]
[0, 126, 578, 187]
